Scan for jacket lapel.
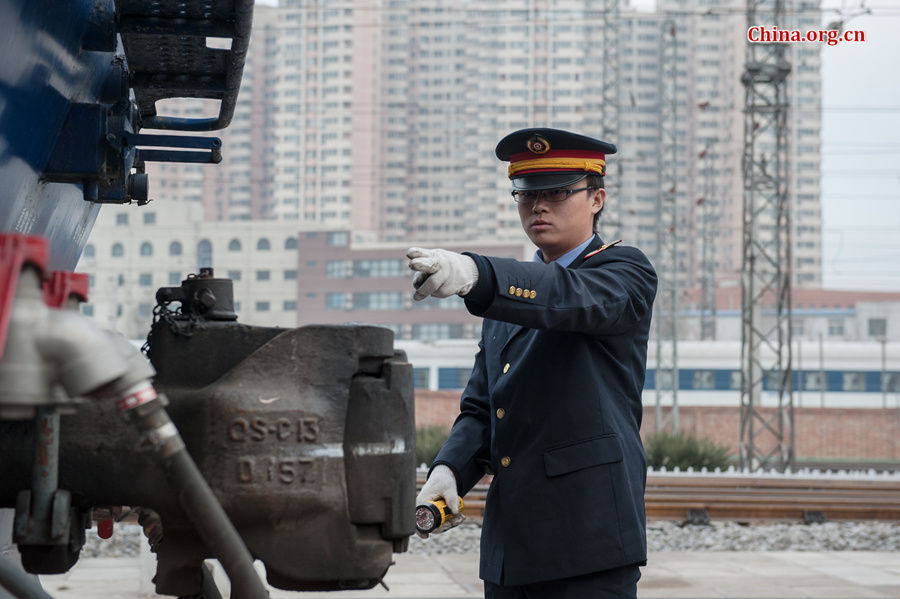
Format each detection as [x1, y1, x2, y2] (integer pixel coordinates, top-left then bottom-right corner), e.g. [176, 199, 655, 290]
[566, 235, 603, 270]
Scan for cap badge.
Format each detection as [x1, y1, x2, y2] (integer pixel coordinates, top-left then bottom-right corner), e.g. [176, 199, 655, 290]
[526, 135, 550, 155]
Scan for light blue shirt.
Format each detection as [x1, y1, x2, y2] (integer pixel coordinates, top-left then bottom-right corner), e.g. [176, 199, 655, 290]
[533, 235, 597, 267]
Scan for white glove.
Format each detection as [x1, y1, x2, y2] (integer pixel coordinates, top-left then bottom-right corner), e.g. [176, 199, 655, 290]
[406, 247, 479, 301]
[415, 464, 465, 539]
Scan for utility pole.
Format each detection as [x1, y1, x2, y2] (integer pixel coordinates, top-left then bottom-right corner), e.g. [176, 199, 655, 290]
[698, 134, 718, 341]
[739, 0, 793, 471]
[598, 0, 622, 241]
[655, 18, 678, 433]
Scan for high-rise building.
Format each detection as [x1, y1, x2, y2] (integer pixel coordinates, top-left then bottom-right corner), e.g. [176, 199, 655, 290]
[143, 0, 823, 295]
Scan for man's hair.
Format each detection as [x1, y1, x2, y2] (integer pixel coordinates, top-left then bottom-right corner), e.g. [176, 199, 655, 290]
[586, 174, 604, 231]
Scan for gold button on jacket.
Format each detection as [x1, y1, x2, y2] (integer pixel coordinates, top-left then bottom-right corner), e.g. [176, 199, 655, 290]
[496, 408, 506, 419]
[502, 363, 510, 374]
[500, 456, 511, 468]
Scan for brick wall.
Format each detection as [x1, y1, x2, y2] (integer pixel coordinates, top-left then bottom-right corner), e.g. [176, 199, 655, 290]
[414, 390, 900, 462]
[414, 390, 462, 429]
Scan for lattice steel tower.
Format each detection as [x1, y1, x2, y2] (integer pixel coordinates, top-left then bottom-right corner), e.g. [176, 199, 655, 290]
[654, 18, 678, 433]
[739, 0, 794, 471]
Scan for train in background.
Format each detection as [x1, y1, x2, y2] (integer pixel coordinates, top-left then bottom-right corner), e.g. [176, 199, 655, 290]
[400, 339, 900, 408]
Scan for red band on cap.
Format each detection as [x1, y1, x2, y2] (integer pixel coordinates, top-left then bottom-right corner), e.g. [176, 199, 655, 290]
[510, 149, 607, 162]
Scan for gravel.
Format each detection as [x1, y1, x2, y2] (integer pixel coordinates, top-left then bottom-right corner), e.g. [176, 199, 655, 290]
[646, 520, 900, 552]
[82, 520, 900, 559]
[406, 520, 900, 555]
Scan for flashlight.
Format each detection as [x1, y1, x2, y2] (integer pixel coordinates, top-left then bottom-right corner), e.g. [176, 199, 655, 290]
[415, 498, 464, 535]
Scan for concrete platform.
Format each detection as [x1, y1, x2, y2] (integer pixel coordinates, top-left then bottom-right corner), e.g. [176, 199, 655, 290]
[37, 546, 900, 599]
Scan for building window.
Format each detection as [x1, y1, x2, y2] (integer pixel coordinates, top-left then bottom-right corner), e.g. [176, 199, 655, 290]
[255, 301, 270, 312]
[353, 292, 403, 310]
[326, 261, 351, 278]
[111, 242, 124, 257]
[412, 323, 464, 340]
[413, 367, 429, 388]
[655, 368, 675, 390]
[868, 318, 887, 338]
[283, 269, 297, 280]
[81, 305, 94, 317]
[234, 301, 241, 312]
[256, 270, 270, 281]
[140, 242, 153, 257]
[354, 259, 405, 278]
[116, 304, 123, 317]
[117, 274, 125, 287]
[284, 237, 298, 250]
[326, 293, 347, 309]
[138, 303, 152, 317]
[692, 370, 715, 390]
[885, 373, 900, 393]
[228, 270, 242, 281]
[326, 231, 348, 246]
[83, 244, 95, 258]
[842, 372, 865, 392]
[169, 241, 183, 256]
[257, 238, 271, 251]
[827, 318, 844, 337]
[415, 295, 465, 310]
[139, 273, 152, 286]
[168, 272, 181, 285]
[437, 367, 470, 389]
[197, 239, 212, 269]
[804, 372, 824, 391]
[228, 238, 242, 252]
[143, 212, 156, 225]
[116, 213, 128, 226]
[283, 300, 297, 311]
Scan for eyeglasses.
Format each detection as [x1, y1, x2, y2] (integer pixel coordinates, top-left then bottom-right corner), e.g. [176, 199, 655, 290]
[510, 187, 595, 204]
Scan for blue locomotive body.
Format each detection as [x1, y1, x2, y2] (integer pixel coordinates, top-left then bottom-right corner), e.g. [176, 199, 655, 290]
[0, 0, 250, 268]
[0, 0, 115, 269]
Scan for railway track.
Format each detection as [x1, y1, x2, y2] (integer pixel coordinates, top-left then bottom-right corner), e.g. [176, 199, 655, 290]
[417, 473, 900, 522]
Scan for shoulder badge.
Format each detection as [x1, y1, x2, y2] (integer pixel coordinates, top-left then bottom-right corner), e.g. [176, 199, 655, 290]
[583, 239, 622, 260]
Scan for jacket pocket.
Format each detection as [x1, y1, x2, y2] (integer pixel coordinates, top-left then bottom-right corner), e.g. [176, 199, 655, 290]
[543, 434, 624, 478]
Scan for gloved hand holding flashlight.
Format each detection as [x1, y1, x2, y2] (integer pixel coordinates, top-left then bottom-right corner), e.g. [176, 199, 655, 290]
[406, 247, 479, 301]
[415, 464, 465, 539]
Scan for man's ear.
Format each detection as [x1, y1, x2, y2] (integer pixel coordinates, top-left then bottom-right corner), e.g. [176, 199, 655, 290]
[592, 188, 606, 214]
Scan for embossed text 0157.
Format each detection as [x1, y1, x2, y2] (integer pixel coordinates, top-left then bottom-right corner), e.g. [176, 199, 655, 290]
[236, 456, 317, 485]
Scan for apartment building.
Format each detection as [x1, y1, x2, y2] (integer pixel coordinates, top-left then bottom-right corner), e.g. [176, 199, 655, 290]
[294, 231, 532, 340]
[143, 0, 824, 297]
[76, 200, 314, 338]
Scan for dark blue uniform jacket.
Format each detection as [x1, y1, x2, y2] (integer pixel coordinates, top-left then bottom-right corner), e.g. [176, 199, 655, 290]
[432, 235, 657, 586]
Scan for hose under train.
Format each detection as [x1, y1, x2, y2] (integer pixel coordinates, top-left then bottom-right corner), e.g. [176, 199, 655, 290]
[119, 386, 268, 599]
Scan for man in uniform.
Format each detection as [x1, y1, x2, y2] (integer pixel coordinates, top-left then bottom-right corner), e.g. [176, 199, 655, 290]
[408, 128, 657, 599]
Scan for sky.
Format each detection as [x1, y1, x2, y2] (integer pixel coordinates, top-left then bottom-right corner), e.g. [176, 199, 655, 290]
[816, 1, 900, 291]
